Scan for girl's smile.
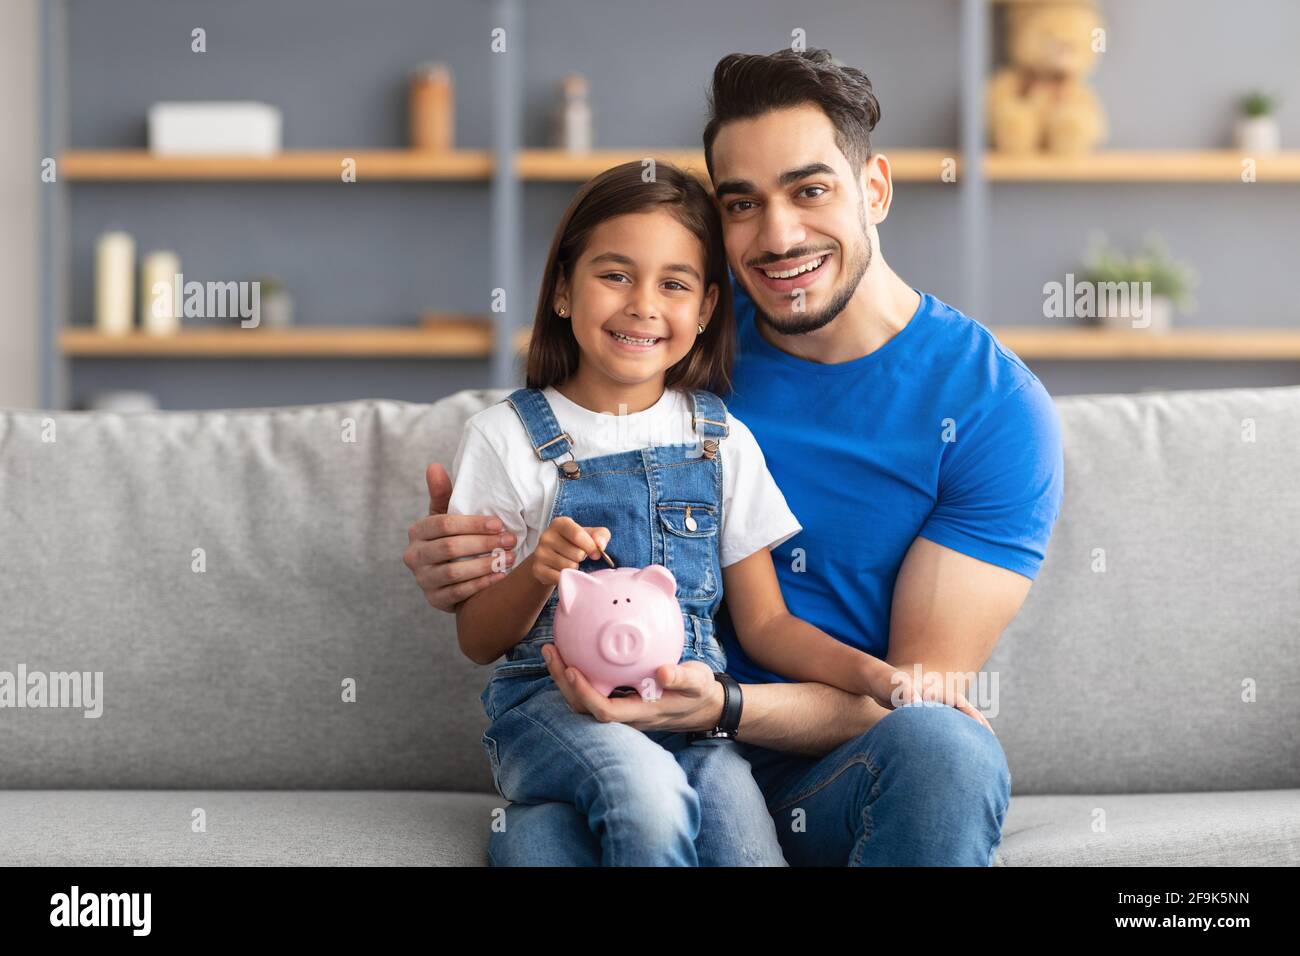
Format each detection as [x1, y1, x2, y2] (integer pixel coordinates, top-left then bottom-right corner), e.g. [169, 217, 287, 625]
[605, 327, 668, 351]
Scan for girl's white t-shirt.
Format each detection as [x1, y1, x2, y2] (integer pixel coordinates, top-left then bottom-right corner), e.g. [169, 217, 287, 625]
[448, 385, 802, 569]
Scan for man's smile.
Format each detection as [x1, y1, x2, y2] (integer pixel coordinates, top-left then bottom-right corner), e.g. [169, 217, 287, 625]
[751, 251, 834, 294]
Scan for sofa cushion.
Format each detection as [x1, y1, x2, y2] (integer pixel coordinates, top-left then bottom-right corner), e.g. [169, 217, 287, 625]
[0, 790, 500, 866]
[995, 789, 1300, 866]
[988, 385, 1300, 795]
[0, 394, 510, 791]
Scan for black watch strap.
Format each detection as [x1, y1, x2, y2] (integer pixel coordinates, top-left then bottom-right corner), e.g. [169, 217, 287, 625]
[693, 671, 743, 741]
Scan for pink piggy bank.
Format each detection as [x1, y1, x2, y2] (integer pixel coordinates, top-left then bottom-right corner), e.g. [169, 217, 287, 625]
[553, 565, 685, 700]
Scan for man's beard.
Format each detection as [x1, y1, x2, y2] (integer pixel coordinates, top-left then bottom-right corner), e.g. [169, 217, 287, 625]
[751, 227, 872, 337]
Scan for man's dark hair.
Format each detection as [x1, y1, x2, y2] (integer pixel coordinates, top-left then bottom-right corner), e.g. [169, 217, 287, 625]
[702, 48, 882, 182]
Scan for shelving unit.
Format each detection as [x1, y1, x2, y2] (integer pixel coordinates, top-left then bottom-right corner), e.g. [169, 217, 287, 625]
[39, 0, 1300, 408]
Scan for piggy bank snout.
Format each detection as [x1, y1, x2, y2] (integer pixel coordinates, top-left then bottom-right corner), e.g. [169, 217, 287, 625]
[596, 619, 648, 666]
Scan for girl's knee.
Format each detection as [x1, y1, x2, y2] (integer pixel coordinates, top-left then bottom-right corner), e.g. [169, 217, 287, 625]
[586, 748, 699, 831]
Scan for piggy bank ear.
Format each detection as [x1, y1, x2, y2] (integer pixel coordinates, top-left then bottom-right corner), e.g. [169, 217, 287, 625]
[632, 564, 677, 599]
[558, 568, 601, 615]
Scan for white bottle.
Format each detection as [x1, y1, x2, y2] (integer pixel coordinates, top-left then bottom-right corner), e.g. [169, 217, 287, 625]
[558, 74, 592, 154]
[95, 231, 135, 336]
[140, 250, 181, 335]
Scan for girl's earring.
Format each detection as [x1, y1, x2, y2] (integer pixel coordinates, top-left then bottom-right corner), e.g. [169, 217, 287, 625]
[697, 323, 705, 334]
[557, 305, 567, 316]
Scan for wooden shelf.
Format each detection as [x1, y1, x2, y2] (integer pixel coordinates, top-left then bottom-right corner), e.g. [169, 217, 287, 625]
[60, 325, 1300, 361]
[60, 149, 495, 181]
[59, 148, 961, 183]
[64, 148, 1300, 184]
[516, 149, 708, 181]
[515, 148, 958, 182]
[991, 327, 1300, 360]
[984, 150, 1300, 182]
[61, 321, 498, 358]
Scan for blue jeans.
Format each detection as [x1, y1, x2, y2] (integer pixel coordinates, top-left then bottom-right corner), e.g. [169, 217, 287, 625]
[483, 670, 787, 866]
[487, 699, 1011, 866]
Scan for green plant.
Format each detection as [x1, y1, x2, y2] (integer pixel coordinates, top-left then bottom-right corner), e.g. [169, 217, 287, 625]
[1239, 90, 1277, 118]
[253, 275, 284, 296]
[1080, 232, 1198, 311]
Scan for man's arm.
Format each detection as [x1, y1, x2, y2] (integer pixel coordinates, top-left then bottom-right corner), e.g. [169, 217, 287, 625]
[734, 538, 1028, 751]
[889, 376, 1060, 683]
[730, 680, 891, 756]
[885, 532, 1032, 690]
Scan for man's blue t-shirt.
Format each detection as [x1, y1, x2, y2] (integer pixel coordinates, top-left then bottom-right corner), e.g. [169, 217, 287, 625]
[716, 278, 1064, 685]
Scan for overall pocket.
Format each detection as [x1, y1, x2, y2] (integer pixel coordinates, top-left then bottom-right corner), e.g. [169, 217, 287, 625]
[657, 500, 719, 601]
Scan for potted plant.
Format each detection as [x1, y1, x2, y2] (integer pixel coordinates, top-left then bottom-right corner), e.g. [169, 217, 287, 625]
[251, 275, 294, 329]
[1235, 90, 1281, 154]
[1080, 233, 1197, 331]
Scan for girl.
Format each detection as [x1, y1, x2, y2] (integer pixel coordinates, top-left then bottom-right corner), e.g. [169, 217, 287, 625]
[448, 161, 918, 866]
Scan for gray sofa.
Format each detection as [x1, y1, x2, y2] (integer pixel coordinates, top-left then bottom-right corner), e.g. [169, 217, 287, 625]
[2, 385, 1298, 866]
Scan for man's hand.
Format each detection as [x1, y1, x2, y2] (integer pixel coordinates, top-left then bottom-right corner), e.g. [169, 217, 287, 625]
[403, 462, 518, 612]
[540, 643, 725, 734]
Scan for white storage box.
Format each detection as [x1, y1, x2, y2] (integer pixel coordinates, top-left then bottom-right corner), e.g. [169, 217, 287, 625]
[147, 101, 282, 155]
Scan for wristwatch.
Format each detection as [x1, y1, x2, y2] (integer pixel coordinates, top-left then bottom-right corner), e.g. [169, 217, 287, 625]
[691, 671, 743, 741]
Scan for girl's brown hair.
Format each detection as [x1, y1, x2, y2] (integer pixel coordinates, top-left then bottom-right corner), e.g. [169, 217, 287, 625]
[524, 160, 733, 396]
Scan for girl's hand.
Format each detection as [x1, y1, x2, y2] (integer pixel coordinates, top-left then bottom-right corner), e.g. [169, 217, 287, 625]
[859, 656, 923, 711]
[859, 657, 996, 735]
[531, 516, 611, 588]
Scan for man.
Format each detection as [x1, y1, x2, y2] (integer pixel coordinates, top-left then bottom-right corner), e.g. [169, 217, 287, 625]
[404, 49, 1063, 866]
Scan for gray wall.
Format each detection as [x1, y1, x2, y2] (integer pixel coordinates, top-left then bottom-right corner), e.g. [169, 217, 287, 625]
[1, 0, 40, 409]
[53, 0, 1300, 408]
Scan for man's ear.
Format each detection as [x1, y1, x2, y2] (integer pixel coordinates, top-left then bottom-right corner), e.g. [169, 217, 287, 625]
[863, 152, 894, 226]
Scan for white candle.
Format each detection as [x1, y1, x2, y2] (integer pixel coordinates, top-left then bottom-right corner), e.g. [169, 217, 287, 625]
[140, 250, 181, 335]
[94, 231, 135, 336]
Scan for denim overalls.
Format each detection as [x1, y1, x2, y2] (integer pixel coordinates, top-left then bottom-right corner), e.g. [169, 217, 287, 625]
[478, 385, 787, 866]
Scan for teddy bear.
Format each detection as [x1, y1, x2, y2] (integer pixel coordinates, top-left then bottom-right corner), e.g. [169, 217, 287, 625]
[985, 0, 1108, 155]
